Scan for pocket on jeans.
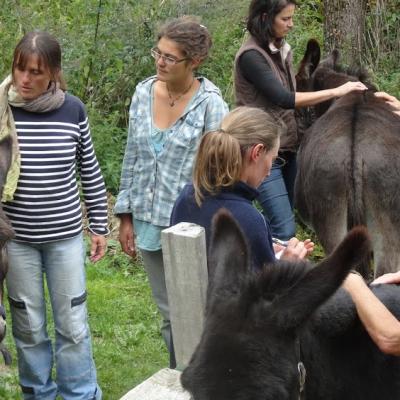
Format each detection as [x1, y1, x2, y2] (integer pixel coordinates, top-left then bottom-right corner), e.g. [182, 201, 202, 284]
[70, 291, 88, 343]
[8, 296, 32, 338]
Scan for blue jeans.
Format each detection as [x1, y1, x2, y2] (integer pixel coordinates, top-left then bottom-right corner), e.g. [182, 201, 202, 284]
[6, 234, 101, 400]
[257, 152, 296, 240]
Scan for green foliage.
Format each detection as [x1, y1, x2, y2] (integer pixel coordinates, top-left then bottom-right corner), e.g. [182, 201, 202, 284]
[364, 1, 400, 97]
[0, 0, 397, 187]
[289, 0, 324, 66]
[88, 109, 126, 194]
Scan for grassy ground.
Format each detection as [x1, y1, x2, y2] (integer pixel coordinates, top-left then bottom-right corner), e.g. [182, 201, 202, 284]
[0, 240, 168, 400]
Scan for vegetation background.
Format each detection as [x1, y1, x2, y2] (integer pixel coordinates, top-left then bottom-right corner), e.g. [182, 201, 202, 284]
[0, 0, 398, 398]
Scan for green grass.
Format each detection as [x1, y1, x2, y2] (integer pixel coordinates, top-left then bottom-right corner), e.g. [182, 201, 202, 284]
[0, 241, 168, 400]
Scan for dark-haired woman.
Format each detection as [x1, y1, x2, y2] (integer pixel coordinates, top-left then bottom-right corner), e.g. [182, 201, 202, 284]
[1, 31, 107, 399]
[235, 0, 367, 240]
[114, 16, 228, 368]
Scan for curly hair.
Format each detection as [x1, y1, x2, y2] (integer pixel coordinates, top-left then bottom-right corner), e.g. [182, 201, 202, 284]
[157, 16, 212, 62]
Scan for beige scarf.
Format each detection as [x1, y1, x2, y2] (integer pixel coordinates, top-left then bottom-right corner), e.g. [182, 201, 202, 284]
[0, 75, 65, 202]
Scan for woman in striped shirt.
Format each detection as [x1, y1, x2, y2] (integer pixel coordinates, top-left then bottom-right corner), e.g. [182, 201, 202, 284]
[0, 31, 107, 399]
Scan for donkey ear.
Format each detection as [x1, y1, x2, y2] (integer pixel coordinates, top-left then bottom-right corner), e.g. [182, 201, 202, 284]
[296, 39, 321, 81]
[271, 226, 371, 330]
[321, 48, 340, 69]
[208, 209, 251, 292]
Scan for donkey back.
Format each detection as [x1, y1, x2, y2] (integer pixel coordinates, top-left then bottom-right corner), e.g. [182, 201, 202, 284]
[295, 40, 400, 278]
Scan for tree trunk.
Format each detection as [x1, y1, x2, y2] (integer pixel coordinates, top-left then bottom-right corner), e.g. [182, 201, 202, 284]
[323, 0, 367, 66]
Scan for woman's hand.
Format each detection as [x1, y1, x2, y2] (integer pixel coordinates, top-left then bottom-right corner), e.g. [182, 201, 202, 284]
[372, 271, 400, 285]
[280, 237, 314, 261]
[374, 92, 400, 115]
[118, 214, 136, 257]
[333, 81, 368, 97]
[89, 234, 107, 263]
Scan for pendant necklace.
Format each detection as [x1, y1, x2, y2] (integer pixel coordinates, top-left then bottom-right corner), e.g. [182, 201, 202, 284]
[167, 77, 195, 107]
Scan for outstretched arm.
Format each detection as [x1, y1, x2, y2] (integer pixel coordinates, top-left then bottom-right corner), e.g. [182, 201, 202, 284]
[295, 81, 368, 108]
[343, 273, 400, 356]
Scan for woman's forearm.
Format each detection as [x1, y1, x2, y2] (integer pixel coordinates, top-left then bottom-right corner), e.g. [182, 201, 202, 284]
[295, 89, 337, 108]
[343, 274, 400, 355]
[295, 81, 368, 108]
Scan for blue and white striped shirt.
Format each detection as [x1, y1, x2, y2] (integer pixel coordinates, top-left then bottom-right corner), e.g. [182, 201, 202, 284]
[3, 94, 109, 242]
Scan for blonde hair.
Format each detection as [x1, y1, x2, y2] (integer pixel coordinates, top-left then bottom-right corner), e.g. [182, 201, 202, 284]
[193, 106, 285, 205]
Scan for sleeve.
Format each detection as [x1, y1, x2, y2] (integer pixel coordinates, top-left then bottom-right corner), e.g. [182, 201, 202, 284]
[248, 211, 276, 269]
[203, 92, 229, 133]
[239, 49, 295, 109]
[113, 90, 140, 215]
[76, 109, 109, 236]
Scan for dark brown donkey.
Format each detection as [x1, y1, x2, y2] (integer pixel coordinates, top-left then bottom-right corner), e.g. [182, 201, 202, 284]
[295, 39, 400, 278]
[0, 134, 15, 364]
[181, 210, 400, 400]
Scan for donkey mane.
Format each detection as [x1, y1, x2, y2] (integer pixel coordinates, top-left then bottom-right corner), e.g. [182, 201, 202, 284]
[256, 261, 309, 301]
[320, 57, 373, 87]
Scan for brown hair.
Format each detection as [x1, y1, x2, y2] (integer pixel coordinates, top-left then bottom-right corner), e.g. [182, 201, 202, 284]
[157, 16, 212, 63]
[193, 106, 284, 205]
[12, 31, 67, 90]
[247, 0, 297, 48]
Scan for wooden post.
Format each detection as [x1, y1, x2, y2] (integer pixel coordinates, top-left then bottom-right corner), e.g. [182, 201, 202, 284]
[119, 222, 208, 399]
[120, 369, 190, 400]
[161, 222, 208, 368]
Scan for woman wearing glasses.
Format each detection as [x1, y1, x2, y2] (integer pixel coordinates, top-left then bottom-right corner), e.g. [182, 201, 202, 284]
[114, 16, 228, 368]
[235, 0, 367, 241]
[171, 107, 314, 270]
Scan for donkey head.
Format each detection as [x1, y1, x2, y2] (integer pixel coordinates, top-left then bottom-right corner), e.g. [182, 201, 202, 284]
[296, 39, 375, 126]
[181, 209, 370, 400]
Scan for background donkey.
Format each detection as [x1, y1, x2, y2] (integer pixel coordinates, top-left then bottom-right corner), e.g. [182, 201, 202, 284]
[0, 134, 15, 365]
[295, 39, 400, 278]
[181, 210, 400, 400]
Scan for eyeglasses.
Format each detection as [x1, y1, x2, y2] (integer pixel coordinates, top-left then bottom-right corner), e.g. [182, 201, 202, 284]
[274, 156, 287, 168]
[150, 48, 189, 65]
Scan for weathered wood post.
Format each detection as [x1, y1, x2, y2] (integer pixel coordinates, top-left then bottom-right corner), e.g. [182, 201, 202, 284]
[161, 222, 208, 368]
[120, 223, 208, 400]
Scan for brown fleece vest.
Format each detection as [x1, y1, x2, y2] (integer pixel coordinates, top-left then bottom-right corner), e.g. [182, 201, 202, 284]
[234, 36, 299, 152]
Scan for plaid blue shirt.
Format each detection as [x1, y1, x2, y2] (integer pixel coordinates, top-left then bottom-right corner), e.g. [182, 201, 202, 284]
[114, 76, 228, 226]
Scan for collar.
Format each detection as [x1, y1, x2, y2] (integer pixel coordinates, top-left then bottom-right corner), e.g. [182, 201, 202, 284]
[268, 40, 291, 61]
[220, 181, 260, 201]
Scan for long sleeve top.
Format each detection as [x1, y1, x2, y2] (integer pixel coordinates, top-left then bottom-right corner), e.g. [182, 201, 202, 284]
[171, 182, 275, 270]
[3, 94, 109, 242]
[239, 49, 295, 109]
